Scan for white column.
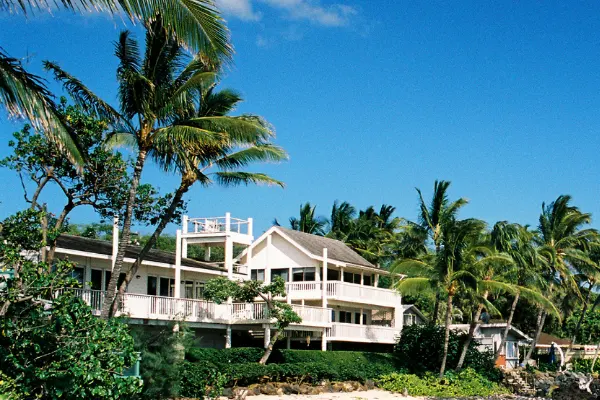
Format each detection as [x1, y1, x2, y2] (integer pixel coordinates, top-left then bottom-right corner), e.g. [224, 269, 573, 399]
[246, 246, 253, 280]
[204, 246, 211, 262]
[321, 328, 327, 351]
[225, 325, 232, 349]
[112, 216, 119, 270]
[265, 235, 272, 283]
[225, 212, 231, 233]
[322, 248, 328, 309]
[182, 215, 188, 233]
[248, 217, 254, 237]
[340, 267, 344, 282]
[264, 326, 271, 348]
[182, 238, 188, 259]
[225, 238, 233, 280]
[174, 229, 182, 298]
[374, 274, 379, 287]
[360, 308, 364, 325]
[360, 271, 364, 285]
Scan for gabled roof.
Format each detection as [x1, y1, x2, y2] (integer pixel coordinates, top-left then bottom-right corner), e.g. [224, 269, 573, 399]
[274, 227, 377, 269]
[55, 234, 228, 273]
[402, 304, 427, 322]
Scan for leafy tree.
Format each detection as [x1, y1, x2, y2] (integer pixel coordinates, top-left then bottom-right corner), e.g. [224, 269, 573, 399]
[43, 16, 259, 319]
[1, 0, 231, 165]
[203, 276, 301, 364]
[0, 210, 142, 399]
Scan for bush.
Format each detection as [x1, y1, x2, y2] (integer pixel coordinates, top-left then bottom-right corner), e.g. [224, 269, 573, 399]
[186, 347, 264, 364]
[180, 361, 227, 399]
[394, 324, 501, 381]
[377, 368, 509, 397]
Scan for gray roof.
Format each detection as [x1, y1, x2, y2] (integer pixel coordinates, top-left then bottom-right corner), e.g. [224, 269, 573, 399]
[275, 227, 377, 269]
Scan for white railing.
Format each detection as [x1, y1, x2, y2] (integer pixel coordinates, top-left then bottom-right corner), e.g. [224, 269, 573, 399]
[186, 215, 252, 236]
[68, 289, 330, 325]
[285, 281, 400, 306]
[328, 322, 399, 344]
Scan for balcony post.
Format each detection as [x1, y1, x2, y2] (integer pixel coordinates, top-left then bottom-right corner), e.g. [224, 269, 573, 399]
[322, 248, 328, 308]
[374, 274, 379, 287]
[265, 235, 272, 283]
[360, 271, 364, 285]
[174, 229, 182, 298]
[264, 326, 271, 349]
[225, 238, 233, 280]
[246, 245, 253, 280]
[248, 217, 253, 237]
[111, 216, 119, 269]
[225, 212, 231, 233]
[286, 335, 291, 349]
[321, 328, 327, 351]
[225, 325, 232, 349]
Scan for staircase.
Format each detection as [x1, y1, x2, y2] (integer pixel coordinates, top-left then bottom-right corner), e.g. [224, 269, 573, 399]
[505, 369, 537, 396]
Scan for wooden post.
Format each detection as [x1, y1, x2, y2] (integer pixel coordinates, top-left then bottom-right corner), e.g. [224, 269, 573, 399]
[174, 230, 182, 299]
[264, 326, 271, 349]
[322, 248, 328, 308]
[374, 274, 379, 287]
[265, 235, 272, 283]
[321, 328, 327, 351]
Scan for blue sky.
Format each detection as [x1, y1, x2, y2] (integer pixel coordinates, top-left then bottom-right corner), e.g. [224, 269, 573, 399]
[1, 1, 600, 236]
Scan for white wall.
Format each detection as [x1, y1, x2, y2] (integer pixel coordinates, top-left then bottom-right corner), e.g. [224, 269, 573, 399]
[250, 232, 316, 271]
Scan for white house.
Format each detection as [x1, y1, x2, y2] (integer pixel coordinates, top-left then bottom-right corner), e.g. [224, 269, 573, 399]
[55, 214, 404, 351]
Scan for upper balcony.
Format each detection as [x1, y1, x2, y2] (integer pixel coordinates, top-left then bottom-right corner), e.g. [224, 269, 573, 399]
[182, 214, 254, 245]
[285, 281, 401, 308]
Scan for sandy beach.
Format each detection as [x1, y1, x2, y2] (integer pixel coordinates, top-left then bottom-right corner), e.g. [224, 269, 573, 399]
[248, 389, 417, 400]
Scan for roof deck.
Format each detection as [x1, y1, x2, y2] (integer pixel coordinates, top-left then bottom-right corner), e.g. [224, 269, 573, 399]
[182, 214, 254, 245]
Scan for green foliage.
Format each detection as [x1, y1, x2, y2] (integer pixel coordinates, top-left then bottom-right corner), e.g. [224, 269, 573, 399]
[0, 211, 142, 399]
[394, 324, 502, 381]
[564, 308, 600, 344]
[187, 347, 264, 364]
[572, 358, 600, 373]
[180, 361, 227, 399]
[377, 368, 509, 397]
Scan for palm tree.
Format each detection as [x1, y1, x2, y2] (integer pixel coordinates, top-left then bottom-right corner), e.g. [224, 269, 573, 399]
[328, 200, 356, 240]
[415, 180, 468, 323]
[395, 217, 483, 378]
[491, 222, 551, 361]
[44, 17, 258, 319]
[115, 74, 288, 304]
[289, 203, 328, 235]
[523, 195, 597, 363]
[0, 0, 231, 165]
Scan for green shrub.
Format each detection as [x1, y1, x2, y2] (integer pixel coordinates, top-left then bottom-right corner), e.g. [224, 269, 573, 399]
[180, 361, 227, 399]
[394, 325, 501, 381]
[186, 347, 264, 364]
[377, 368, 509, 397]
[573, 358, 597, 373]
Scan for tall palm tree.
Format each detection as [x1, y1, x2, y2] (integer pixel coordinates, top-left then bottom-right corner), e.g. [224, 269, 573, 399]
[524, 195, 597, 363]
[44, 17, 261, 319]
[289, 203, 328, 235]
[491, 222, 551, 361]
[414, 180, 468, 322]
[328, 200, 356, 240]
[115, 74, 288, 303]
[395, 217, 483, 378]
[0, 0, 231, 166]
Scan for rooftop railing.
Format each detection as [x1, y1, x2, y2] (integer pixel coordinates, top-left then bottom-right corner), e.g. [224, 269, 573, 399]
[184, 214, 253, 236]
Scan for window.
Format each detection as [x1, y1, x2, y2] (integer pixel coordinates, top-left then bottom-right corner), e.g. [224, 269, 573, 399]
[354, 312, 361, 324]
[353, 274, 361, 284]
[147, 276, 157, 296]
[327, 269, 340, 281]
[362, 313, 368, 325]
[103, 271, 126, 291]
[363, 274, 372, 286]
[271, 269, 289, 282]
[339, 311, 352, 323]
[506, 342, 518, 358]
[292, 267, 316, 282]
[159, 277, 174, 297]
[184, 281, 194, 299]
[331, 310, 336, 322]
[343, 271, 353, 283]
[91, 269, 103, 290]
[195, 282, 205, 299]
[251, 269, 265, 281]
[71, 267, 85, 286]
[403, 314, 416, 326]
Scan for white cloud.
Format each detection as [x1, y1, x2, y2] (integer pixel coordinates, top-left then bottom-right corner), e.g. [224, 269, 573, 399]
[216, 0, 357, 27]
[215, 0, 262, 21]
[255, 35, 271, 47]
[261, 0, 357, 27]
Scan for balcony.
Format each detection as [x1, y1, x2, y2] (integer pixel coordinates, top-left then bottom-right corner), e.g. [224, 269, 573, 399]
[183, 214, 253, 245]
[285, 281, 401, 307]
[69, 289, 329, 327]
[328, 322, 399, 344]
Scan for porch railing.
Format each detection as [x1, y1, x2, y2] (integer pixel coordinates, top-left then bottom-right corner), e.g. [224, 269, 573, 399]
[328, 322, 399, 343]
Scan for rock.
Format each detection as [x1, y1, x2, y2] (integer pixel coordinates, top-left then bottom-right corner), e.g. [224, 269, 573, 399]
[221, 387, 233, 398]
[364, 379, 376, 390]
[247, 384, 261, 396]
[259, 383, 277, 395]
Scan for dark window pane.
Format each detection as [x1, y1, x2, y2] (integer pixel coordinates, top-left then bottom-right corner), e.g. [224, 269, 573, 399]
[343, 272, 353, 283]
[327, 269, 340, 281]
[118, 273, 126, 288]
[363, 313, 368, 325]
[251, 269, 265, 281]
[91, 269, 103, 290]
[354, 312, 361, 324]
[195, 283, 205, 299]
[304, 269, 315, 281]
[353, 274, 361, 284]
[292, 268, 304, 282]
[147, 276, 157, 296]
[364, 274, 372, 286]
[72, 267, 85, 286]
[331, 310, 336, 322]
[159, 277, 170, 297]
[272, 269, 289, 282]
[104, 271, 111, 291]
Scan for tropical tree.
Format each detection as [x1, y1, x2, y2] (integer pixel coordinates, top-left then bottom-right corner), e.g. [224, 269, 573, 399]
[328, 200, 356, 240]
[114, 71, 287, 306]
[524, 195, 597, 363]
[43, 17, 253, 319]
[395, 217, 484, 378]
[287, 202, 328, 235]
[0, 0, 231, 165]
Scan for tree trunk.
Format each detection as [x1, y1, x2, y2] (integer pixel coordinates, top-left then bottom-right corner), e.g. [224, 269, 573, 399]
[30, 175, 51, 210]
[259, 328, 283, 365]
[456, 291, 488, 371]
[115, 181, 191, 305]
[46, 201, 75, 264]
[567, 286, 593, 357]
[591, 342, 600, 373]
[495, 292, 520, 360]
[439, 293, 453, 379]
[432, 290, 441, 325]
[524, 310, 547, 365]
[100, 148, 148, 319]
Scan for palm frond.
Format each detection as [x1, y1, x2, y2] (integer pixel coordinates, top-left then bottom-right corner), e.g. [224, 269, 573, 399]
[211, 171, 284, 188]
[395, 277, 435, 296]
[183, 115, 274, 144]
[209, 144, 288, 170]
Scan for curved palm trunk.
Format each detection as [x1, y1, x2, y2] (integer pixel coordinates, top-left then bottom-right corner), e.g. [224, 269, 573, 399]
[259, 328, 283, 365]
[566, 288, 592, 358]
[114, 181, 191, 308]
[524, 310, 547, 365]
[432, 291, 441, 325]
[456, 291, 488, 371]
[439, 293, 454, 378]
[495, 292, 520, 360]
[100, 148, 148, 319]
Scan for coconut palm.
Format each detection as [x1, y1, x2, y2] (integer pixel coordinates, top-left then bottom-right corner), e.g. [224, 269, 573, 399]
[414, 180, 468, 323]
[289, 203, 328, 235]
[523, 195, 597, 363]
[328, 200, 357, 240]
[0, 0, 231, 166]
[44, 17, 261, 319]
[115, 74, 288, 303]
[395, 217, 484, 378]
